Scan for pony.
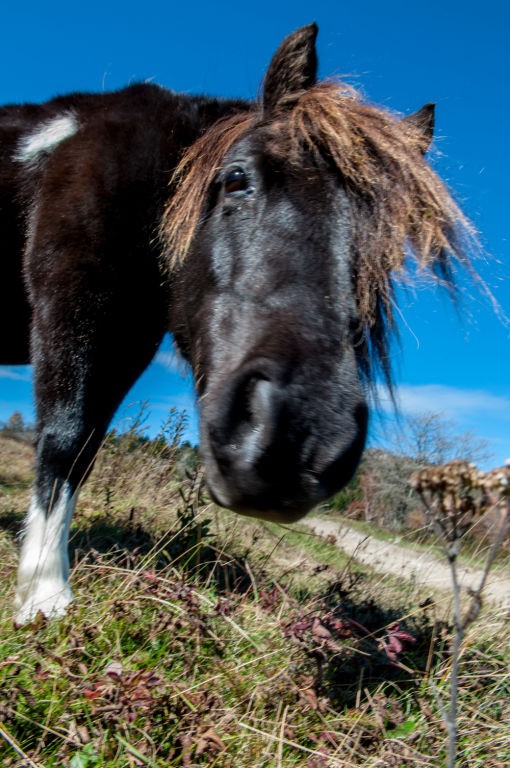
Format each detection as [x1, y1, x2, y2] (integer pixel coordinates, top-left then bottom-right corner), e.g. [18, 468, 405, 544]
[1, 24, 473, 624]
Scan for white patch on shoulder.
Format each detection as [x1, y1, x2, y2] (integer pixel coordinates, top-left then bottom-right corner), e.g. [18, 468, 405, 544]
[14, 113, 78, 165]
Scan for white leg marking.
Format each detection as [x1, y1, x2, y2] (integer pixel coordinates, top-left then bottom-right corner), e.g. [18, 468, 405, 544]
[14, 114, 78, 166]
[15, 483, 76, 624]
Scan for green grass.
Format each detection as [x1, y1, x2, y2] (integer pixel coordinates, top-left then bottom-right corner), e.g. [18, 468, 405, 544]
[0, 432, 509, 767]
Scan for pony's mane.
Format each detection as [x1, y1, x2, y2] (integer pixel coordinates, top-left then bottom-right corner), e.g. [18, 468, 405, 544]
[161, 80, 477, 386]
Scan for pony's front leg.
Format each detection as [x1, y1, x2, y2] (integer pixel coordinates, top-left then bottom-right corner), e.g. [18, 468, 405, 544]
[14, 314, 164, 625]
[14, 394, 97, 624]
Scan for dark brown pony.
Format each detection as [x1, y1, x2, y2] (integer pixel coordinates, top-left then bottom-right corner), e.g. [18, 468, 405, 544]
[1, 24, 473, 623]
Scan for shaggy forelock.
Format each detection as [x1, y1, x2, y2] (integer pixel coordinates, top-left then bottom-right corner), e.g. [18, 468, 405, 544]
[160, 80, 477, 386]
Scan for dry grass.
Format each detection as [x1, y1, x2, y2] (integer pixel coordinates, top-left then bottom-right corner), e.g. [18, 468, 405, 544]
[0, 423, 509, 767]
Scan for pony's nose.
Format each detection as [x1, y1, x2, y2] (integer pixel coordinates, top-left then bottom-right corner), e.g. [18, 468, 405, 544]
[203, 360, 368, 519]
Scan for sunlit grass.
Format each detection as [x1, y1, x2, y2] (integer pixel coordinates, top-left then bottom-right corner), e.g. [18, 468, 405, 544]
[0, 426, 509, 767]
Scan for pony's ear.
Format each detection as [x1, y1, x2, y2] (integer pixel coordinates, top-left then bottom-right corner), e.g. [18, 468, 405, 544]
[401, 103, 435, 154]
[263, 23, 318, 116]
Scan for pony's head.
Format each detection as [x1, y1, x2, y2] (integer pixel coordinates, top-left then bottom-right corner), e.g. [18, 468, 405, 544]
[163, 24, 473, 522]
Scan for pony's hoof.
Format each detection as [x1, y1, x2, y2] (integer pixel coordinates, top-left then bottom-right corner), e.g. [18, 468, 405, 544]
[14, 585, 74, 626]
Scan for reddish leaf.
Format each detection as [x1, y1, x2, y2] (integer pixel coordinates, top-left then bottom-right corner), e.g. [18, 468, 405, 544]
[34, 662, 49, 680]
[83, 687, 102, 700]
[378, 623, 416, 660]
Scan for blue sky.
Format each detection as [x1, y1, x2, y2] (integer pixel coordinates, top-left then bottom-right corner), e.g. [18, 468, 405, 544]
[1, 0, 509, 467]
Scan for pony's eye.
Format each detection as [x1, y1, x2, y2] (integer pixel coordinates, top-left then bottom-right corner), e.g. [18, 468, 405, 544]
[224, 168, 248, 194]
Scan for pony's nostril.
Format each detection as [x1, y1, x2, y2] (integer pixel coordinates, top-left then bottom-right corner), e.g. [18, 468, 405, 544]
[248, 377, 273, 425]
[225, 372, 272, 440]
[231, 375, 278, 452]
[208, 367, 282, 473]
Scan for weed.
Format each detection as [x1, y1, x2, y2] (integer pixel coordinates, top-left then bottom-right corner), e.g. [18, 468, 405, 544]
[412, 460, 510, 767]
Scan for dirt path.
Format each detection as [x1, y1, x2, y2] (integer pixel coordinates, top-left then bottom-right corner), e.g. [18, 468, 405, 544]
[301, 517, 510, 610]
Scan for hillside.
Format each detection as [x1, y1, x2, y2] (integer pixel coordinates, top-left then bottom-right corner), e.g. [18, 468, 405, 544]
[0, 427, 509, 767]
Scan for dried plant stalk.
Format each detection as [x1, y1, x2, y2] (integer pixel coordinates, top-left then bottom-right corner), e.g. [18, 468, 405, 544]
[411, 460, 509, 767]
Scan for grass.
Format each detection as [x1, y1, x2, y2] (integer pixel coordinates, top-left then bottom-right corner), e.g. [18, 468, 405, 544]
[0, 427, 509, 767]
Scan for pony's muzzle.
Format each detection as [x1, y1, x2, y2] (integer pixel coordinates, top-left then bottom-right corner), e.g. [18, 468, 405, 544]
[201, 360, 367, 521]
